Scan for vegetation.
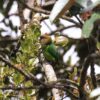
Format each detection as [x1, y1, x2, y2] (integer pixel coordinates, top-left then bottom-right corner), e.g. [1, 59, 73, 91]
[0, 0, 99, 100]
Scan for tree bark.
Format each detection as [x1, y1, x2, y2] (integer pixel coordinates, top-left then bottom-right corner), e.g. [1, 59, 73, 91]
[43, 62, 61, 100]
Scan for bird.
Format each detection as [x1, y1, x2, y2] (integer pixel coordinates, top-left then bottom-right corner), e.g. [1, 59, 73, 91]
[40, 34, 60, 63]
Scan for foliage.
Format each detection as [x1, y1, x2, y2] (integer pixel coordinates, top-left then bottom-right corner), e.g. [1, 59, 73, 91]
[82, 13, 100, 38]
[15, 24, 40, 69]
[0, 23, 41, 99]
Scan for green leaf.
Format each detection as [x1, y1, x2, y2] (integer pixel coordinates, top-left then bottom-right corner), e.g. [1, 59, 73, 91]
[13, 72, 24, 85]
[82, 13, 100, 38]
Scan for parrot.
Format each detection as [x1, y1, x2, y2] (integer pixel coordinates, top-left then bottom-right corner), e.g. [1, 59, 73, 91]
[40, 34, 61, 63]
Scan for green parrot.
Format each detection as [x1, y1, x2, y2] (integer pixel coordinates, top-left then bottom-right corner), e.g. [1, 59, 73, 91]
[40, 34, 60, 63]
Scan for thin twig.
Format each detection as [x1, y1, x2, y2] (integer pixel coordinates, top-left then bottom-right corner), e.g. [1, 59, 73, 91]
[50, 25, 77, 35]
[18, 0, 50, 15]
[79, 55, 91, 100]
[79, 53, 100, 99]
[75, 15, 83, 26]
[58, 79, 79, 88]
[62, 16, 82, 28]
[90, 62, 97, 88]
[0, 86, 41, 91]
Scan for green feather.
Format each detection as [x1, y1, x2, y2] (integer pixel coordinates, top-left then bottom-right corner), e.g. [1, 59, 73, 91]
[43, 43, 60, 62]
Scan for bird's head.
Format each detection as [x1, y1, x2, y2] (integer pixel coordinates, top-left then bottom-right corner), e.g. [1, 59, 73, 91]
[40, 34, 52, 45]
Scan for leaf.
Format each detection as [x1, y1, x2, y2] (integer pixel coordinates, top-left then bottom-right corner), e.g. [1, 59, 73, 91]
[49, 0, 75, 22]
[82, 13, 100, 38]
[13, 72, 24, 85]
[31, 24, 41, 37]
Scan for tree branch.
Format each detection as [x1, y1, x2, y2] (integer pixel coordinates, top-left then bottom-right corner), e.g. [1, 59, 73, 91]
[42, 62, 61, 100]
[18, 0, 50, 15]
[79, 53, 100, 99]
[90, 62, 97, 89]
